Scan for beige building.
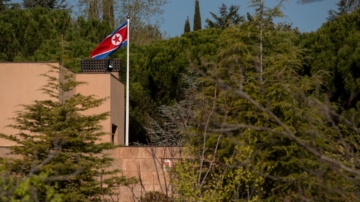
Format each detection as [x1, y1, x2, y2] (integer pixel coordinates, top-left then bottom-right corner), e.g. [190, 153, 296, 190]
[0, 61, 125, 146]
[0, 61, 181, 201]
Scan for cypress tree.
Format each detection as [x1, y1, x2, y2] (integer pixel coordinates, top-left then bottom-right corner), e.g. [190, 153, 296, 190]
[193, 0, 201, 31]
[184, 16, 190, 33]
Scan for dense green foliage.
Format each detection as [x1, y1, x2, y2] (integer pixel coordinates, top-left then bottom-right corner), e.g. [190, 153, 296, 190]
[0, 8, 69, 61]
[300, 8, 360, 109]
[193, 0, 201, 31]
[169, 2, 360, 201]
[186, 22, 359, 201]
[0, 7, 112, 71]
[0, 166, 62, 201]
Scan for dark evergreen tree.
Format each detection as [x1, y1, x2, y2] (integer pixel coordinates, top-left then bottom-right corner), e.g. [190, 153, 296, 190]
[193, 0, 201, 31]
[301, 8, 360, 109]
[205, 3, 243, 29]
[184, 16, 190, 33]
[0, 8, 71, 62]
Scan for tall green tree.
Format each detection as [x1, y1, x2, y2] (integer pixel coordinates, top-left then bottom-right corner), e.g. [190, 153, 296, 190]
[169, 1, 360, 201]
[184, 16, 190, 33]
[205, 3, 244, 29]
[193, 0, 201, 31]
[0, 66, 137, 201]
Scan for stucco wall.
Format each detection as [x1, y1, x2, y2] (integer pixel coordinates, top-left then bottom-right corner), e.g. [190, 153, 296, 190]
[0, 63, 59, 146]
[112, 146, 182, 201]
[111, 75, 125, 145]
[75, 73, 125, 144]
[75, 73, 111, 143]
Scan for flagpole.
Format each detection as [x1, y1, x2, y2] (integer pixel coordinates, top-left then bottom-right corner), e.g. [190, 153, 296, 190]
[125, 16, 130, 146]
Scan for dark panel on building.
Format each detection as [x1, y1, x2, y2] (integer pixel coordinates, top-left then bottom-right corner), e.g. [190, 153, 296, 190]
[80, 59, 121, 72]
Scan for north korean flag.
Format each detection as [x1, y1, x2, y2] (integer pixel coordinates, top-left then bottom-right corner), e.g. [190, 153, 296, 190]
[90, 22, 128, 59]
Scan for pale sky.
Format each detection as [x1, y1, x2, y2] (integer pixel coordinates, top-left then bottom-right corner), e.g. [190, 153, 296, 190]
[161, 0, 338, 37]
